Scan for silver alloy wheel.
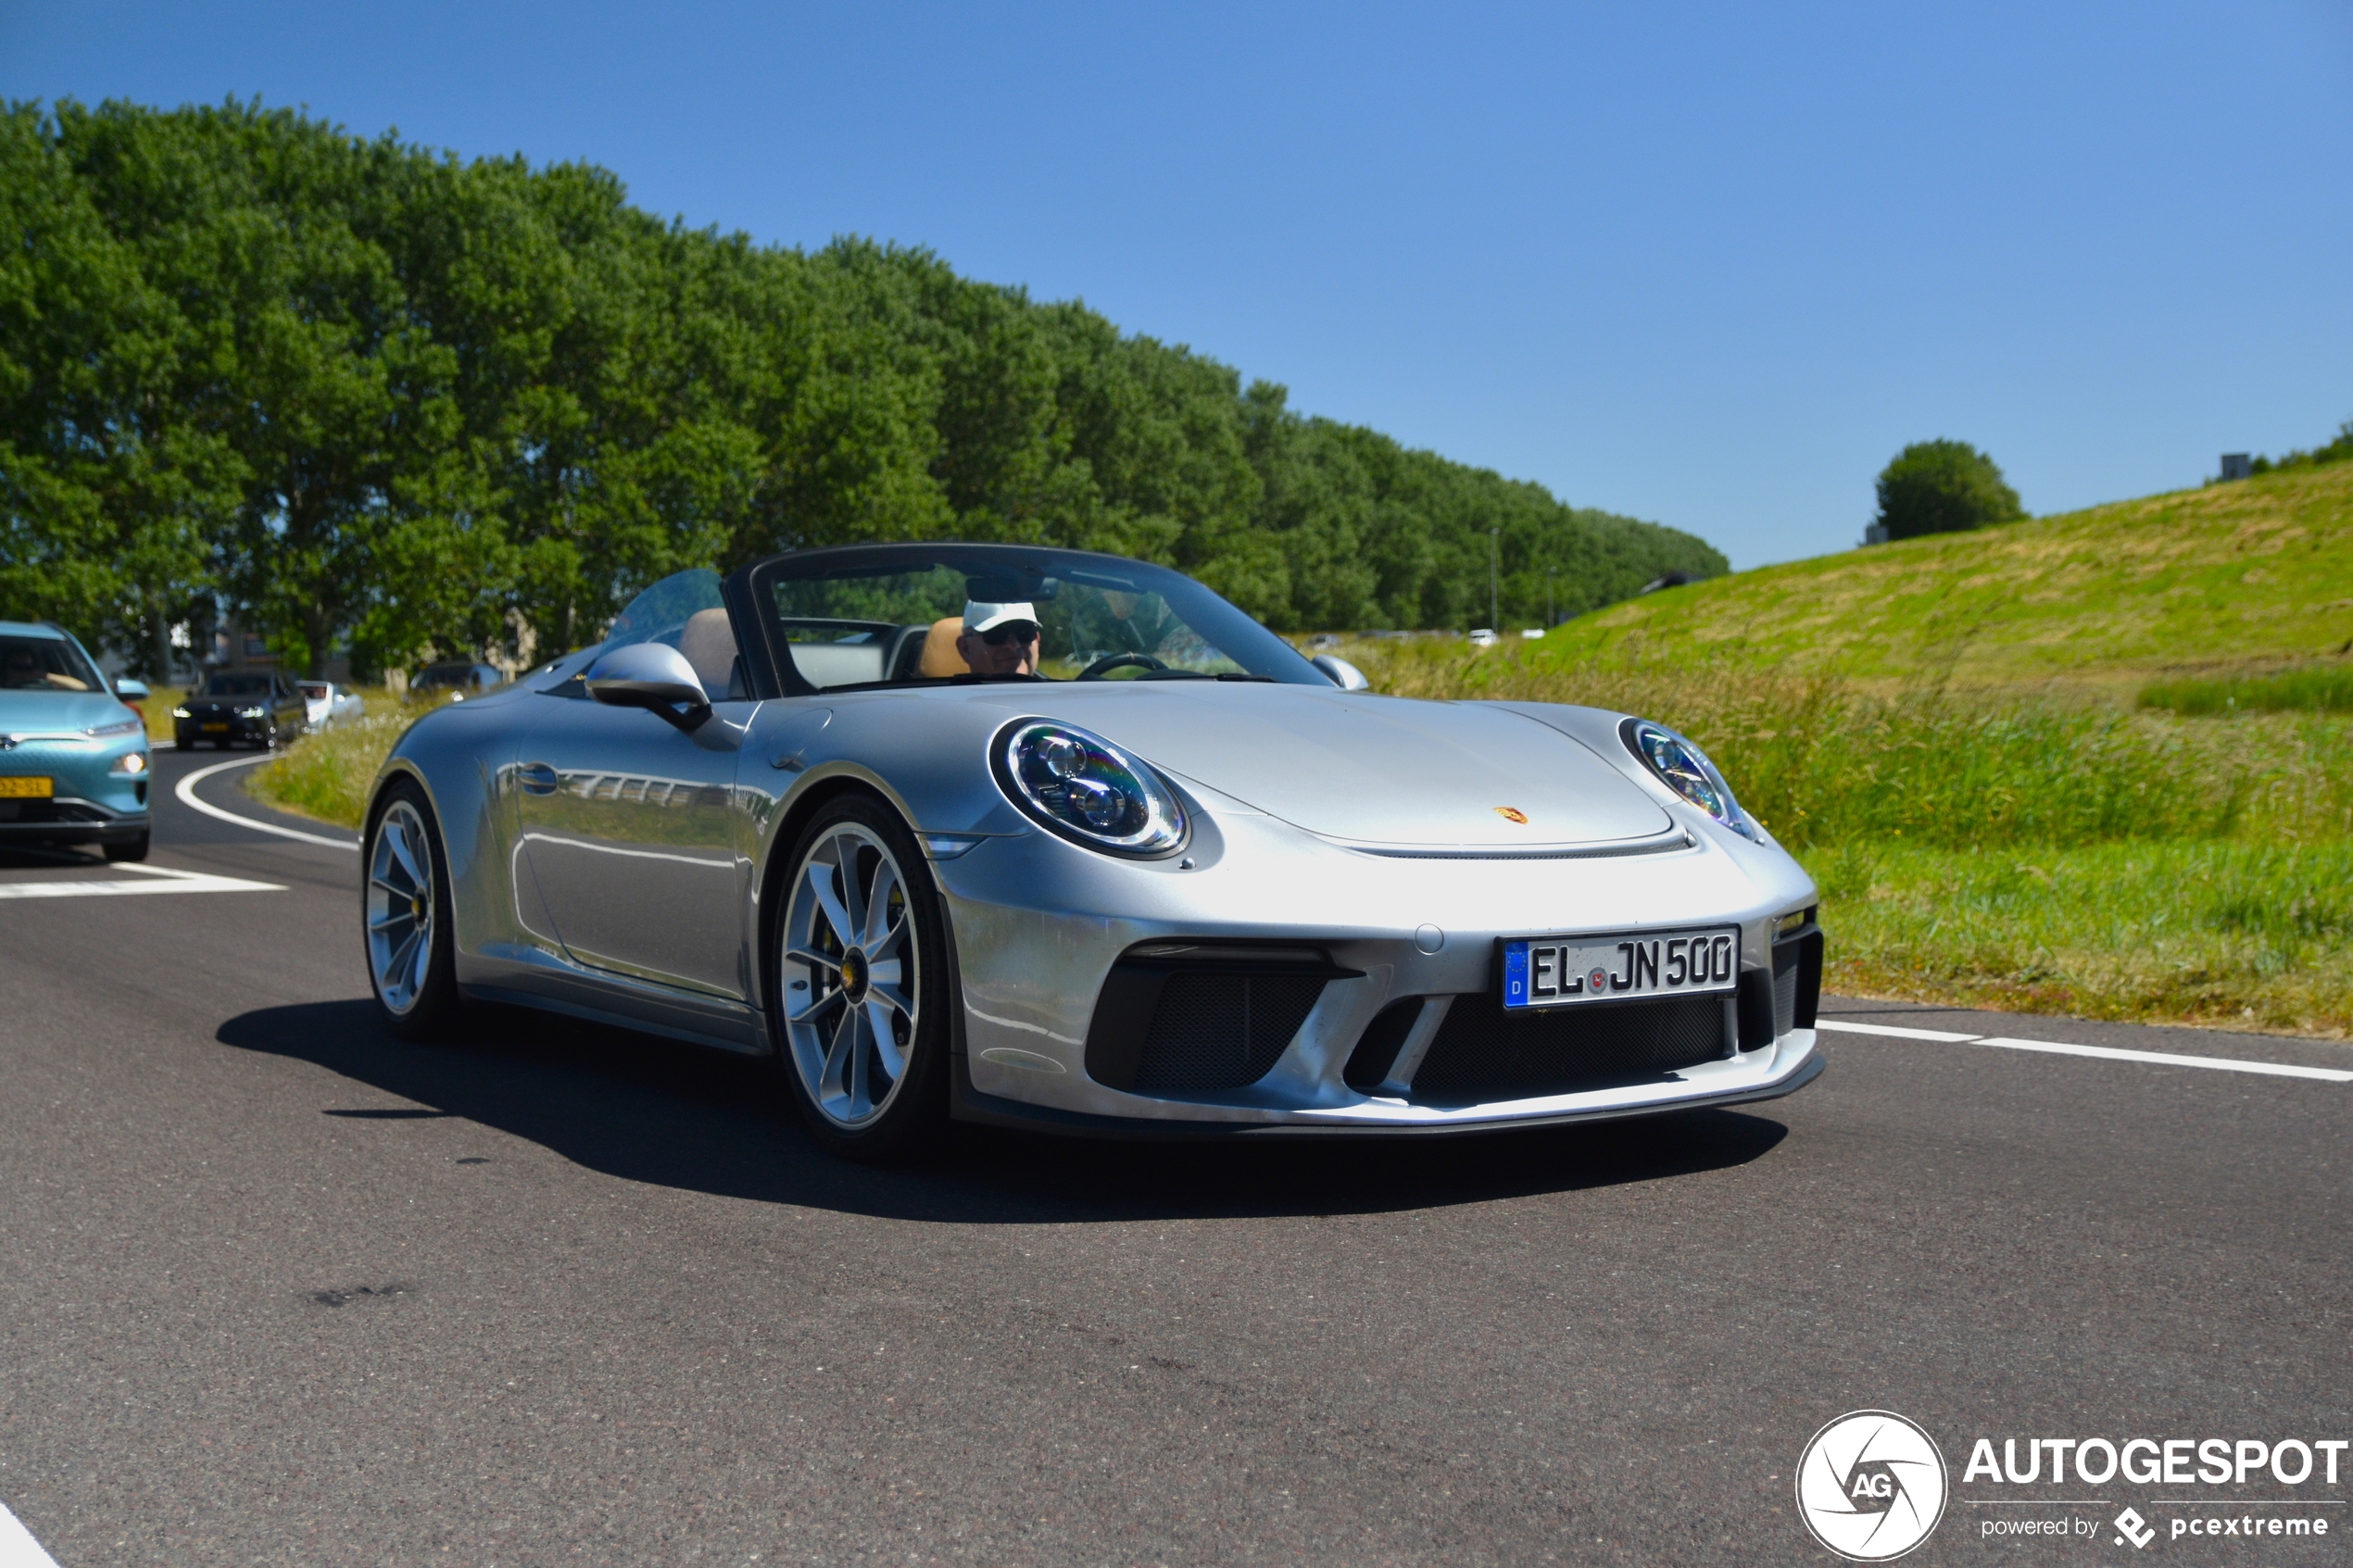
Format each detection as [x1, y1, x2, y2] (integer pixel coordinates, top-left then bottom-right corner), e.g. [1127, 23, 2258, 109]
[367, 800, 437, 1015]
[782, 821, 918, 1130]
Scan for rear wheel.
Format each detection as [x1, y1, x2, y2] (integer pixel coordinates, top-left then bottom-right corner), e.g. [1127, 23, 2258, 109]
[774, 796, 950, 1160]
[364, 780, 464, 1040]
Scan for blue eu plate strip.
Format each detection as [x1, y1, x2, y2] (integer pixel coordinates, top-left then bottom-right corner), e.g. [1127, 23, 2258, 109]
[1502, 941, 1529, 1010]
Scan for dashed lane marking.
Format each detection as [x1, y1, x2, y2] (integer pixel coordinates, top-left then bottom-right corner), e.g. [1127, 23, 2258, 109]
[0, 862, 282, 899]
[1817, 1017, 2352, 1083]
[174, 752, 360, 850]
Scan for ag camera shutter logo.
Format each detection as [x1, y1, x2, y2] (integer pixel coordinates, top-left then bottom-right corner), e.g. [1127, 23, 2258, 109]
[1795, 1410, 1949, 1561]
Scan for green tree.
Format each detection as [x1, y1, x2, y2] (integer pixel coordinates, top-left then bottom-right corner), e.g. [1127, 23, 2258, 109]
[0, 101, 242, 674]
[1874, 439, 2025, 542]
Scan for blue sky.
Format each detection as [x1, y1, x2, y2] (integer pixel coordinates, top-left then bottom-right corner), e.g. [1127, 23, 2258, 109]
[5, 1, 2348, 569]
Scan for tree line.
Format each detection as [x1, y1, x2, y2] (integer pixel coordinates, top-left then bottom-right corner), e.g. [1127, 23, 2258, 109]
[1, 97, 1727, 678]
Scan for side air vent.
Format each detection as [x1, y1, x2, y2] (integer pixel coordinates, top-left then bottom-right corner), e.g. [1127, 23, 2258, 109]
[1085, 944, 1357, 1096]
[1342, 998, 1425, 1091]
[1741, 919, 1824, 1049]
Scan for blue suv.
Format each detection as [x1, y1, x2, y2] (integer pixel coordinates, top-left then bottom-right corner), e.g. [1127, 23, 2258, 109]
[0, 621, 153, 861]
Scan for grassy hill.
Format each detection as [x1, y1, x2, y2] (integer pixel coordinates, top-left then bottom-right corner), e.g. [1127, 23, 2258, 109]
[1531, 461, 2353, 696]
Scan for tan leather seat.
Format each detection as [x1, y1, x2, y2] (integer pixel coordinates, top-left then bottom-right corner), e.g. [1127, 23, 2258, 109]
[917, 617, 966, 678]
[678, 608, 738, 696]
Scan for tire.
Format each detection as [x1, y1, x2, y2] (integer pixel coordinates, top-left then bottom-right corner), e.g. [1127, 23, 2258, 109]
[773, 794, 952, 1161]
[362, 778, 465, 1040]
[103, 832, 150, 863]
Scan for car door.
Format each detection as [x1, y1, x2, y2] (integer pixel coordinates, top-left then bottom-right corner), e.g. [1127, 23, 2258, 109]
[514, 572, 755, 999]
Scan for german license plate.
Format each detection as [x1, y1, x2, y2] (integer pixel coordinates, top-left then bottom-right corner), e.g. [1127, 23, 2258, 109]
[1501, 927, 1740, 1010]
[0, 776, 54, 798]
[202, 722, 229, 732]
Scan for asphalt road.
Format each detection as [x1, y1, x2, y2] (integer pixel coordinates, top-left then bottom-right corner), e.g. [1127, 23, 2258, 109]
[0, 746, 2346, 1566]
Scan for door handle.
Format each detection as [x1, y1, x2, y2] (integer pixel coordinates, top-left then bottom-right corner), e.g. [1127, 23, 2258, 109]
[517, 761, 560, 796]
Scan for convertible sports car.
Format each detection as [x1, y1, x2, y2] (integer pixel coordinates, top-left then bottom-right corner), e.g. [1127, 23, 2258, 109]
[363, 544, 1822, 1158]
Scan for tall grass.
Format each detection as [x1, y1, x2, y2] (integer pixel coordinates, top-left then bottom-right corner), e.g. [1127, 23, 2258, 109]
[250, 692, 448, 828]
[1807, 840, 2353, 1035]
[2139, 663, 2353, 716]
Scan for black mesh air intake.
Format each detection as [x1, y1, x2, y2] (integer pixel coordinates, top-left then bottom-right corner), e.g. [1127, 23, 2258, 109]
[1131, 972, 1327, 1093]
[1408, 993, 1727, 1107]
[1084, 944, 1353, 1096]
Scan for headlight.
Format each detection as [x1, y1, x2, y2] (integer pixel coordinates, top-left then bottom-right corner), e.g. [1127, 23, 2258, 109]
[84, 719, 141, 737]
[1621, 718, 1759, 841]
[111, 751, 147, 774]
[238, 706, 267, 718]
[170, 707, 191, 718]
[994, 719, 1188, 857]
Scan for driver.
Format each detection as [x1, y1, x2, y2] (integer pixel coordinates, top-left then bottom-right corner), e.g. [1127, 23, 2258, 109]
[956, 600, 1041, 677]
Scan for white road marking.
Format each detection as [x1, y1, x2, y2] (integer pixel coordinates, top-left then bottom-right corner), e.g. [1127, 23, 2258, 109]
[0, 863, 283, 899]
[1818, 1017, 2353, 1083]
[174, 752, 360, 851]
[1972, 1035, 2353, 1083]
[0, 1498, 61, 1568]
[1813, 1018, 1982, 1043]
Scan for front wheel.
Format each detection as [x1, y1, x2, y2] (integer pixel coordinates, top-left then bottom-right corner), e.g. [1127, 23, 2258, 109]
[363, 780, 464, 1040]
[774, 796, 951, 1160]
[103, 832, 150, 863]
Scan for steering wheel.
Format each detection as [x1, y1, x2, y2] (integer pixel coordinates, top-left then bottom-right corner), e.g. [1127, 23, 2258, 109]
[1076, 651, 1167, 681]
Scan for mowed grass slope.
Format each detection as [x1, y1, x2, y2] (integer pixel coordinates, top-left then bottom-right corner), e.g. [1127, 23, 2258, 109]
[1537, 461, 2353, 693]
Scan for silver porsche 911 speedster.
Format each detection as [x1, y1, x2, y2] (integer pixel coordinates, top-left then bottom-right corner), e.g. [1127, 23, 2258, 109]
[363, 543, 1823, 1158]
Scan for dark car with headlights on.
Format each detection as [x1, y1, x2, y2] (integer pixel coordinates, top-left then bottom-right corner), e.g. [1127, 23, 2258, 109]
[174, 671, 308, 749]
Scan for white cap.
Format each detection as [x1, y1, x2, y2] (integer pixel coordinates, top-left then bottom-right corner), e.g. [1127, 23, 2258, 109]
[963, 600, 1038, 633]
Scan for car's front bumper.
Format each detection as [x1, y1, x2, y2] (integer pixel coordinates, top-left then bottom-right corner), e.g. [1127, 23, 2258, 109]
[177, 717, 274, 746]
[928, 803, 1824, 1134]
[0, 738, 151, 845]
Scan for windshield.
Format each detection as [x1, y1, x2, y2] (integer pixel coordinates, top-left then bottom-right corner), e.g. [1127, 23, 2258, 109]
[749, 546, 1324, 694]
[0, 633, 104, 693]
[203, 674, 276, 696]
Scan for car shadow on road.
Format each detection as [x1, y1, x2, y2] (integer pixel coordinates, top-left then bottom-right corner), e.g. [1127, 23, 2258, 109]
[217, 997, 1789, 1223]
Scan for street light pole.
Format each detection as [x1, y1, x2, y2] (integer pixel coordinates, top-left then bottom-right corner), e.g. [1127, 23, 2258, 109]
[1490, 528, 1499, 630]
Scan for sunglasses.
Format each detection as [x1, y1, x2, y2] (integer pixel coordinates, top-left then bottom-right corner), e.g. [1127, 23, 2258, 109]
[977, 622, 1039, 646]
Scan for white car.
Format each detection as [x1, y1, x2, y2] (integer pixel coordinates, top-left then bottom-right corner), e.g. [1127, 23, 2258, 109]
[296, 681, 363, 729]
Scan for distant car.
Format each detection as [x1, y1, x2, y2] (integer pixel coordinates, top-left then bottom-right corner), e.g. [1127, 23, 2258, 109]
[409, 661, 505, 700]
[174, 671, 308, 749]
[296, 680, 364, 729]
[1467, 628, 1500, 647]
[0, 621, 152, 860]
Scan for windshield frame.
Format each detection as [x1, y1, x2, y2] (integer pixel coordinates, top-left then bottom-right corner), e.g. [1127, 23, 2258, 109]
[736, 544, 1327, 698]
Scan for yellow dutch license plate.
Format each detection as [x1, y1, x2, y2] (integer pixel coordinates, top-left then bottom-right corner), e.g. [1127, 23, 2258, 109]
[0, 776, 54, 798]
[201, 722, 229, 732]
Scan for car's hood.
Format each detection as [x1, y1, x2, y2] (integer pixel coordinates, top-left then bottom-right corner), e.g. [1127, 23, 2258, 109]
[1051, 685, 1673, 849]
[0, 690, 141, 737]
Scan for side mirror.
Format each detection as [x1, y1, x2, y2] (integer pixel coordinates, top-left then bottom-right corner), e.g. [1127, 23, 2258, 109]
[1311, 654, 1369, 692]
[585, 643, 711, 733]
[114, 677, 150, 702]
